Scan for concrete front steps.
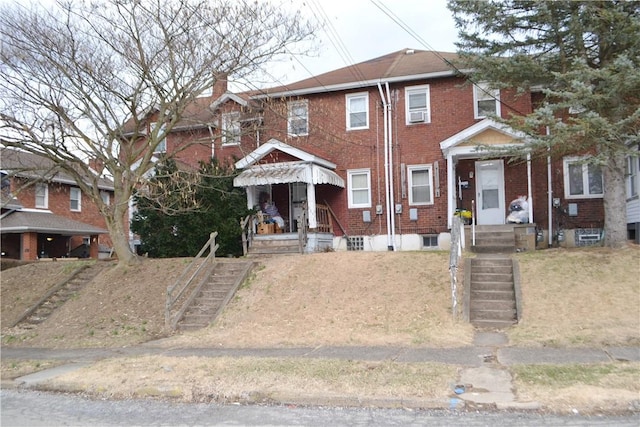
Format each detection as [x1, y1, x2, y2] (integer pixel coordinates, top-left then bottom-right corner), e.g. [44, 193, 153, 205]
[471, 224, 516, 254]
[177, 259, 255, 331]
[467, 256, 518, 329]
[12, 261, 114, 328]
[248, 233, 300, 256]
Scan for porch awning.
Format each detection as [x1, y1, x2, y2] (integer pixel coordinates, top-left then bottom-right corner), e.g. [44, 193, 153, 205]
[0, 210, 108, 235]
[234, 162, 345, 188]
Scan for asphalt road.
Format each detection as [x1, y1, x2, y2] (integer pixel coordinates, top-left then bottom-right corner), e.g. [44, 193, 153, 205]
[2, 389, 639, 427]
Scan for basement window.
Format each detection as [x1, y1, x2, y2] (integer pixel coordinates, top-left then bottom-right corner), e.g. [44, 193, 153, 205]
[421, 234, 438, 249]
[347, 236, 364, 251]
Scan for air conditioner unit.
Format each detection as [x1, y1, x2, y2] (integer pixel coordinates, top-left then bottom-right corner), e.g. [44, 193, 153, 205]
[409, 110, 426, 123]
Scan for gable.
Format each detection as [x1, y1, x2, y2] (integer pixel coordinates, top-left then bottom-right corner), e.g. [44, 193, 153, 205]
[235, 139, 336, 170]
[440, 119, 528, 157]
[459, 128, 520, 147]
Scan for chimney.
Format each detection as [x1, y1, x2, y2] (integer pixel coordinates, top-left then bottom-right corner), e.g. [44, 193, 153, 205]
[89, 158, 104, 175]
[212, 73, 228, 99]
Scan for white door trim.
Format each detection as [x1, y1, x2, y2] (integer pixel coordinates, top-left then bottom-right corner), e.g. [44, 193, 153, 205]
[475, 159, 506, 225]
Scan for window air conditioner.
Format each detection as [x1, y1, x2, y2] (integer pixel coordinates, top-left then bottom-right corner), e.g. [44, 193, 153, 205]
[409, 110, 426, 123]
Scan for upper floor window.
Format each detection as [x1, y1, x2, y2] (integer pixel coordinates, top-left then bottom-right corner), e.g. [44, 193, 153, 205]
[70, 187, 82, 211]
[346, 93, 368, 130]
[627, 153, 639, 199]
[563, 156, 603, 199]
[288, 100, 309, 136]
[407, 165, 434, 205]
[405, 85, 430, 125]
[151, 122, 166, 153]
[100, 190, 111, 206]
[347, 169, 371, 208]
[222, 112, 241, 145]
[35, 183, 48, 208]
[474, 83, 500, 119]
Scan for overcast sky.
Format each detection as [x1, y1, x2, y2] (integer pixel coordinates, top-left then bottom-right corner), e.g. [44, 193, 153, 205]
[247, 0, 459, 89]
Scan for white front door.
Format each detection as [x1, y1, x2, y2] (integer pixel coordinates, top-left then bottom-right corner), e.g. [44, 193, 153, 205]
[475, 160, 505, 225]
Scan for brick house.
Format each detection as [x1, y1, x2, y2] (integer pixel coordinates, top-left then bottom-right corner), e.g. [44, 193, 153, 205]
[1, 147, 113, 260]
[130, 49, 612, 252]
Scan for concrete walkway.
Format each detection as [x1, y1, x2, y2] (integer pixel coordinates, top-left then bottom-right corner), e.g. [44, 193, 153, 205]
[2, 333, 639, 411]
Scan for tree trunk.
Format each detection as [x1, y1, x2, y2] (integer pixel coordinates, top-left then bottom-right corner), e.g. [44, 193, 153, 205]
[106, 199, 141, 267]
[602, 153, 628, 248]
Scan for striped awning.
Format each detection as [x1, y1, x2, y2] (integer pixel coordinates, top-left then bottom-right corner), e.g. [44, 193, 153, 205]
[234, 162, 344, 188]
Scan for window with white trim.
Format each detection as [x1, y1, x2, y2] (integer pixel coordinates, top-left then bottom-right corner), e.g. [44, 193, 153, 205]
[627, 153, 639, 199]
[405, 85, 430, 124]
[35, 183, 48, 208]
[347, 169, 371, 208]
[287, 100, 308, 136]
[70, 187, 82, 211]
[100, 190, 111, 206]
[222, 112, 241, 145]
[407, 165, 434, 205]
[346, 93, 368, 130]
[151, 122, 166, 153]
[474, 83, 500, 119]
[563, 157, 603, 199]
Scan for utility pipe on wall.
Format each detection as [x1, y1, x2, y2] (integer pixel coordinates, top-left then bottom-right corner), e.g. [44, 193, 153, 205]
[377, 82, 393, 250]
[385, 82, 396, 251]
[547, 127, 553, 246]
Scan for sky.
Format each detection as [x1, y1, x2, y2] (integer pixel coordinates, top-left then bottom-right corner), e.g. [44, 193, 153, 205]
[245, 0, 460, 89]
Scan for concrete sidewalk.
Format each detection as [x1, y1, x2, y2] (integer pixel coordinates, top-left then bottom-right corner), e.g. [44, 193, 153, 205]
[2, 333, 638, 411]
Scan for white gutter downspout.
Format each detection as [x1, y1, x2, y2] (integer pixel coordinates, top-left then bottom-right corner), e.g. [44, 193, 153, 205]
[547, 127, 553, 246]
[385, 82, 396, 251]
[527, 152, 533, 223]
[377, 82, 393, 250]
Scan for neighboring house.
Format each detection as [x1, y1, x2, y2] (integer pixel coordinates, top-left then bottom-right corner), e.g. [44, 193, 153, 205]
[127, 49, 610, 252]
[0, 147, 113, 260]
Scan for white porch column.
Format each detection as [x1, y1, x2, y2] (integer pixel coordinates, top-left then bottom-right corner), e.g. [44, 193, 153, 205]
[527, 153, 534, 223]
[446, 153, 455, 229]
[306, 183, 317, 229]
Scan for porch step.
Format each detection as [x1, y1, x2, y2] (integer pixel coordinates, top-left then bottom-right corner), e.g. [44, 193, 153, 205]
[471, 225, 516, 254]
[248, 235, 300, 256]
[468, 256, 517, 329]
[176, 259, 255, 331]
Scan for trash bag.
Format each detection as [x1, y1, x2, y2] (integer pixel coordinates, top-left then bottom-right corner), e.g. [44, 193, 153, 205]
[506, 195, 529, 224]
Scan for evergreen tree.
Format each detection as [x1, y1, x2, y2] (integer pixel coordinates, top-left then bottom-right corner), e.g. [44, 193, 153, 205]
[448, 0, 640, 247]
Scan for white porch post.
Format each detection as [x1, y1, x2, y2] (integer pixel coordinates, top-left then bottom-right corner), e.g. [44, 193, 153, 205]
[306, 183, 317, 229]
[527, 153, 534, 223]
[446, 153, 455, 229]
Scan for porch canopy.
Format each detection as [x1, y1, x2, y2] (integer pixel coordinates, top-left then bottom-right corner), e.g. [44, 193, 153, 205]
[439, 119, 533, 228]
[234, 139, 344, 228]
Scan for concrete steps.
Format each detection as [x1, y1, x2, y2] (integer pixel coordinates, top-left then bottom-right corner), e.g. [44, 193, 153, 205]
[468, 256, 517, 329]
[14, 261, 114, 328]
[177, 259, 255, 331]
[472, 225, 516, 254]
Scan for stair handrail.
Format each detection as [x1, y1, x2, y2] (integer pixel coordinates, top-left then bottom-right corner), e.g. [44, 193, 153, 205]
[240, 214, 255, 256]
[165, 231, 219, 330]
[297, 201, 308, 253]
[449, 216, 465, 320]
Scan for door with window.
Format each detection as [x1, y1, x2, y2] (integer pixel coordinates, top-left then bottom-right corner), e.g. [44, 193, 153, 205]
[475, 160, 505, 225]
[289, 182, 306, 232]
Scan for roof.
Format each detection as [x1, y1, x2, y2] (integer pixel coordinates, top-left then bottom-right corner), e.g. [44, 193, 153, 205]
[0, 210, 108, 235]
[234, 161, 345, 188]
[255, 49, 464, 97]
[235, 139, 336, 169]
[0, 147, 114, 191]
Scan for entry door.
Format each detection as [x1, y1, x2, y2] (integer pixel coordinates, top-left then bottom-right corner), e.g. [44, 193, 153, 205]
[475, 160, 505, 225]
[289, 182, 307, 231]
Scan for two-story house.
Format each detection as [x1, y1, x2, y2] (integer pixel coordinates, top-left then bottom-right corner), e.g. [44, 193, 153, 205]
[131, 49, 609, 252]
[1, 147, 113, 260]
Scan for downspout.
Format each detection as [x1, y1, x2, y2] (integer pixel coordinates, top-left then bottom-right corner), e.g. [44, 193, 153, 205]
[386, 82, 396, 251]
[527, 152, 533, 223]
[377, 82, 393, 250]
[547, 127, 553, 246]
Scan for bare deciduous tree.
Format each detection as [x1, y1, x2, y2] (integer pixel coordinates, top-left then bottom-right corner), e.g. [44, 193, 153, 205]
[0, 0, 315, 265]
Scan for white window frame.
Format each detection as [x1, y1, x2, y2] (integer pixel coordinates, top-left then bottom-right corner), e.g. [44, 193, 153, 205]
[222, 112, 241, 145]
[405, 85, 430, 125]
[347, 169, 371, 208]
[70, 187, 82, 211]
[563, 156, 604, 199]
[151, 122, 166, 153]
[474, 83, 501, 119]
[100, 190, 111, 206]
[35, 182, 48, 209]
[346, 92, 369, 130]
[407, 164, 434, 205]
[627, 151, 639, 199]
[287, 100, 309, 136]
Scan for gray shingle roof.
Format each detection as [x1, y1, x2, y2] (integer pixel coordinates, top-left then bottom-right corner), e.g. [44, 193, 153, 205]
[0, 210, 108, 235]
